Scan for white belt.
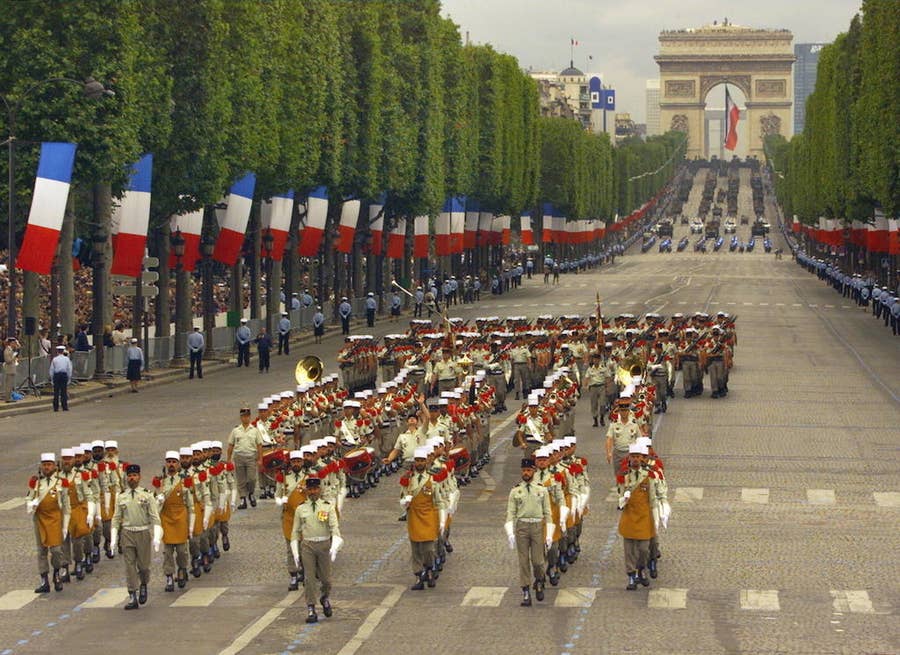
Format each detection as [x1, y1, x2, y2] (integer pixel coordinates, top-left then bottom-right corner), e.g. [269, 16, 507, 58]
[123, 526, 150, 532]
[517, 517, 544, 523]
[304, 536, 331, 542]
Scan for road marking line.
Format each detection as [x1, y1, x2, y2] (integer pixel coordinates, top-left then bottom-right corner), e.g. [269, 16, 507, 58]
[824, 304, 834, 308]
[830, 590, 873, 613]
[759, 302, 769, 306]
[648, 588, 688, 609]
[674, 487, 703, 503]
[77, 587, 130, 609]
[461, 587, 506, 607]
[806, 489, 835, 505]
[742, 302, 753, 306]
[554, 587, 597, 608]
[873, 492, 900, 507]
[170, 586, 227, 607]
[775, 303, 785, 306]
[0, 498, 25, 511]
[336, 585, 405, 655]
[809, 304, 818, 307]
[740, 589, 780, 611]
[792, 303, 802, 307]
[0, 590, 37, 611]
[218, 592, 298, 655]
[741, 488, 769, 504]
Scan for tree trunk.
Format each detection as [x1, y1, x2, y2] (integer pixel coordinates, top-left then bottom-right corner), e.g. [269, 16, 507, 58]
[267, 258, 281, 335]
[155, 224, 171, 337]
[249, 207, 260, 319]
[92, 183, 112, 376]
[59, 196, 75, 338]
[230, 262, 242, 317]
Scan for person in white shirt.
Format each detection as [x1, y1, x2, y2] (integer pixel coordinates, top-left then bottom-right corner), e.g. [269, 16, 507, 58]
[49, 345, 73, 411]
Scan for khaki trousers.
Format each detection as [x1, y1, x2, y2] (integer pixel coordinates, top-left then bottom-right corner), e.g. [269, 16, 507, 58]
[34, 523, 64, 574]
[301, 539, 332, 605]
[682, 360, 700, 391]
[512, 363, 530, 397]
[515, 521, 545, 588]
[163, 542, 189, 575]
[708, 359, 726, 392]
[409, 539, 435, 574]
[588, 385, 607, 418]
[285, 538, 301, 574]
[233, 453, 258, 497]
[122, 529, 151, 591]
[623, 537, 650, 573]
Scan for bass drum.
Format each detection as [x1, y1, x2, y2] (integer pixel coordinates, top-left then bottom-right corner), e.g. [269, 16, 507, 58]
[259, 446, 289, 488]
[342, 447, 375, 482]
[448, 446, 471, 476]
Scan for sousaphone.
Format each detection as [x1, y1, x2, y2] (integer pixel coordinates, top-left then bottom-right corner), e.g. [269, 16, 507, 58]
[295, 355, 324, 385]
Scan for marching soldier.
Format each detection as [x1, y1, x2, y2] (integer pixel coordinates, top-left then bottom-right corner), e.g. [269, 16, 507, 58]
[27, 452, 71, 593]
[59, 448, 96, 582]
[533, 447, 567, 586]
[275, 450, 309, 591]
[75, 443, 100, 575]
[101, 440, 124, 559]
[582, 352, 610, 427]
[154, 451, 193, 592]
[399, 447, 447, 590]
[185, 447, 213, 577]
[605, 398, 646, 477]
[110, 464, 162, 609]
[514, 398, 553, 450]
[227, 406, 264, 509]
[510, 339, 532, 400]
[504, 457, 553, 607]
[677, 328, 702, 398]
[431, 347, 459, 395]
[211, 441, 236, 552]
[290, 477, 343, 624]
[704, 326, 729, 399]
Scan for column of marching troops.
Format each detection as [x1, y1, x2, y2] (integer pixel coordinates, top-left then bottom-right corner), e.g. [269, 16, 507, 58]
[25, 308, 737, 617]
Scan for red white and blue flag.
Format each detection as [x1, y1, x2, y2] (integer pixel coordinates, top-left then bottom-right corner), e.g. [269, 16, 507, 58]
[261, 190, 294, 261]
[724, 86, 739, 151]
[110, 154, 153, 277]
[298, 186, 328, 257]
[213, 173, 256, 266]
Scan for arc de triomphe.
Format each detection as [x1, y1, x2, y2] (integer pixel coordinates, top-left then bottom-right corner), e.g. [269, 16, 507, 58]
[655, 23, 794, 159]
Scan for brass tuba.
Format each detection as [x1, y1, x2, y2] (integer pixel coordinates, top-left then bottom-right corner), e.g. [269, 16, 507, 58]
[616, 354, 644, 387]
[295, 355, 325, 385]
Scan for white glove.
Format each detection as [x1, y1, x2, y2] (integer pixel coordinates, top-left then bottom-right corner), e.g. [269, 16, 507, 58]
[230, 488, 238, 510]
[104, 491, 112, 515]
[275, 496, 287, 507]
[558, 506, 569, 535]
[218, 494, 227, 511]
[618, 490, 631, 510]
[329, 535, 344, 562]
[86, 501, 97, 527]
[337, 488, 347, 514]
[449, 490, 460, 516]
[438, 509, 447, 534]
[109, 528, 118, 554]
[504, 521, 515, 550]
[202, 504, 212, 530]
[290, 539, 300, 569]
[62, 514, 70, 542]
[152, 525, 163, 552]
[544, 523, 555, 549]
[400, 495, 412, 509]
[660, 501, 671, 530]
[27, 498, 39, 515]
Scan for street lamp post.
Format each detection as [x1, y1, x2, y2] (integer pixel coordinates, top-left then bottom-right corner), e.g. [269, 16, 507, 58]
[201, 237, 216, 359]
[170, 229, 186, 363]
[91, 229, 107, 378]
[262, 228, 274, 335]
[2, 77, 113, 339]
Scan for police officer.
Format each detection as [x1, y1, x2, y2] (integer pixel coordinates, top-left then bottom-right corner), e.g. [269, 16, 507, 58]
[390, 291, 402, 322]
[278, 312, 292, 355]
[504, 457, 552, 607]
[187, 326, 204, 379]
[111, 464, 162, 609]
[236, 318, 251, 367]
[311, 305, 325, 344]
[49, 345, 72, 411]
[414, 286, 424, 317]
[338, 297, 352, 335]
[365, 292, 378, 327]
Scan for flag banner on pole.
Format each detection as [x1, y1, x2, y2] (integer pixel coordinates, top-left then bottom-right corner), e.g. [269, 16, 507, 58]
[602, 89, 615, 111]
[520, 213, 533, 245]
[489, 216, 502, 246]
[450, 196, 465, 253]
[414, 215, 429, 258]
[387, 218, 406, 259]
[298, 186, 328, 257]
[792, 217, 801, 234]
[368, 196, 385, 256]
[16, 142, 77, 275]
[478, 211, 493, 247]
[335, 198, 361, 254]
[888, 219, 899, 255]
[500, 215, 511, 245]
[542, 203, 554, 243]
[110, 154, 153, 277]
[261, 190, 294, 261]
[435, 199, 452, 256]
[724, 86, 739, 151]
[168, 207, 203, 272]
[553, 214, 566, 244]
[212, 172, 256, 266]
[464, 199, 479, 249]
[866, 216, 890, 253]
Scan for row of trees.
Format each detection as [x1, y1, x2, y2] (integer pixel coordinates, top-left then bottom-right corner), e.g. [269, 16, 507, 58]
[766, 0, 898, 223]
[1, 0, 681, 346]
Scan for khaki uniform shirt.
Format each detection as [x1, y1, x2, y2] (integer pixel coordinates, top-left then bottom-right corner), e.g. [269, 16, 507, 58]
[505, 480, 552, 523]
[228, 424, 263, 456]
[393, 427, 426, 462]
[432, 360, 458, 381]
[112, 486, 161, 531]
[582, 364, 608, 387]
[606, 416, 641, 451]
[291, 498, 341, 541]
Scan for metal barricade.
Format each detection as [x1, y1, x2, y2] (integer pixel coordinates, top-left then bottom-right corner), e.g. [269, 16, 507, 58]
[71, 350, 95, 381]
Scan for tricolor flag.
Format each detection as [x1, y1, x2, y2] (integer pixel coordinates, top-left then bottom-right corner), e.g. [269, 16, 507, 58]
[369, 196, 385, 256]
[387, 218, 406, 259]
[500, 215, 511, 245]
[435, 199, 452, 256]
[110, 154, 153, 277]
[335, 198, 361, 254]
[542, 203, 554, 243]
[414, 215, 429, 258]
[450, 196, 465, 253]
[16, 142, 77, 275]
[261, 190, 294, 261]
[489, 216, 502, 246]
[168, 207, 203, 272]
[553, 213, 566, 244]
[520, 213, 533, 245]
[298, 186, 328, 257]
[478, 211, 493, 247]
[866, 215, 890, 253]
[464, 200, 479, 250]
[724, 86, 739, 151]
[212, 173, 256, 266]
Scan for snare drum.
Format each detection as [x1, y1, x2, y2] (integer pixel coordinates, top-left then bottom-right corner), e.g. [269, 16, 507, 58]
[342, 447, 374, 482]
[448, 446, 471, 475]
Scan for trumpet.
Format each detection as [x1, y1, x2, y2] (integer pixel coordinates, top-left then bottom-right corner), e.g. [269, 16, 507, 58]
[295, 355, 325, 385]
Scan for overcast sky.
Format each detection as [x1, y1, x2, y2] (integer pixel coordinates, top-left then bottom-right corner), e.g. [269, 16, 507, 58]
[440, 0, 862, 123]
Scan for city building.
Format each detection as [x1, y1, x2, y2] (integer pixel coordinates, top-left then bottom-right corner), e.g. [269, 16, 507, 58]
[794, 43, 827, 133]
[529, 63, 592, 130]
[645, 79, 661, 136]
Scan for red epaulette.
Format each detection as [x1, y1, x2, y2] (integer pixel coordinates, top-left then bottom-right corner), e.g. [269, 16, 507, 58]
[92, 470, 99, 479]
[198, 471, 208, 483]
[61, 478, 70, 488]
[580, 457, 588, 467]
[183, 476, 193, 488]
[81, 471, 91, 482]
[432, 469, 449, 483]
[275, 472, 285, 484]
[399, 475, 410, 488]
[615, 474, 625, 485]
[28, 476, 37, 489]
[97, 462, 106, 473]
[225, 462, 235, 472]
[554, 472, 566, 484]
[152, 476, 161, 488]
[569, 463, 583, 476]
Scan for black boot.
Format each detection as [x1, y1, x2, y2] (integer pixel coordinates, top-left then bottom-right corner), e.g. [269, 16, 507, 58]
[74, 562, 84, 581]
[534, 579, 545, 602]
[520, 587, 532, 607]
[444, 539, 453, 554]
[60, 566, 71, 583]
[592, 417, 598, 427]
[85, 557, 94, 574]
[248, 494, 257, 508]
[34, 573, 50, 594]
[124, 591, 139, 610]
[91, 546, 100, 564]
[425, 567, 436, 588]
[237, 497, 247, 510]
[410, 571, 425, 591]
[558, 554, 568, 573]
[637, 569, 650, 587]
[626, 572, 638, 591]
[599, 415, 605, 426]
[288, 573, 299, 591]
[222, 534, 230, 551]
[53, 569, 63, 592]
[104, 541, 115, 559]
[321, 595, 333, 618]
[165, 574, 175, 592]
[191, 557, 202, 578]
[648, 558, 658, 579]
[177, 568, 188, 589]
[202, 554, 212, 573]
[305, 604, 318, 624]
[138, 583, 148, 604]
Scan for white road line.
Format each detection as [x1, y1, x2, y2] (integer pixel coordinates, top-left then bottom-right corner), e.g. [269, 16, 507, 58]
[461, 587, 507, 607]
[0, 590, 37, 611]
[759, 302, 769, 306]
[873, 492, 900, 507]
[809, 304, 818, 308]
[824, 304, 834, 308]
[77, 587, 130, 609]
[648, 587, 688, 609]
[792, 303, 802, 307]
[830, 590, 874, 613]
[218, 592, 298, 655]
[0, 498, 25, 511]
[741, 488, 769, 504]
[727, 302, 736, 305]
[554, 587, 598, 607]
[775, 303, 785, 306]
[740, 589, 780, 611]
[170, 586, 227, 607]
[742, 302, 753, 306]
[674, 487, 703, 503]
[806, 489, 835, 505]
[336, 585, 405, 655]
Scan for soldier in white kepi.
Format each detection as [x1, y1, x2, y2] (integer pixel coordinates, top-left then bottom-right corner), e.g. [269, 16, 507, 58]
[27, 452, 71, 593]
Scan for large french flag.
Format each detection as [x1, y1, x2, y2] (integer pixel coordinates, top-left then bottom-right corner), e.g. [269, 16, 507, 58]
[520, 213, 533, 246]
[435, 199, 452, 256]
[450, 196, 465, 254]
[724, 86, 739, 152]
[298, 186, 328, 257]
[542, 203, 554, 243]
[168, 207, 203, 272]
[261, 190, 294, 261]
[477, 211, 492, 247]
[110, 154, 153, 277]
[369, 198, 385, 256]
[335, 198, 360, 254]
[387, 218, 406, 259]
[866, 216, 890, 253]
[414, 215, 429, 258]
[16, 142, 77, 275]
[464, 200, 479, 250]
[213, 173, 256, 266]
[553, 214, 566, 244]
[888, 219, 900, 255]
